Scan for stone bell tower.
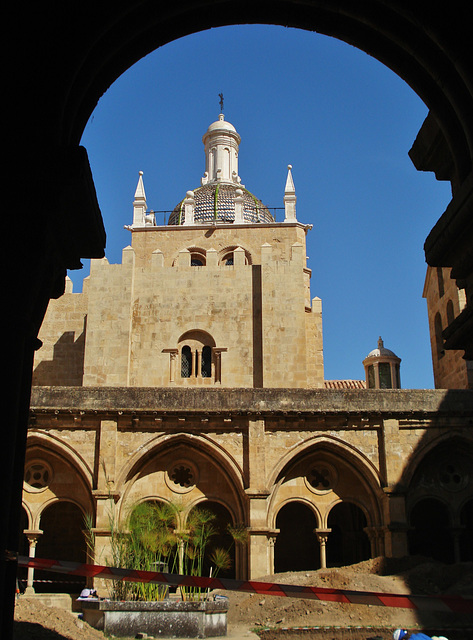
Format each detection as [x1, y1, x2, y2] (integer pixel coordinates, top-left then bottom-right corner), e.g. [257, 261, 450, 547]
[34, 112, 325, 389]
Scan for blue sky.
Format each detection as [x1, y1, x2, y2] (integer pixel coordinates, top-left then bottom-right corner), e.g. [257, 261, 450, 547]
[78, 24, 452, 388]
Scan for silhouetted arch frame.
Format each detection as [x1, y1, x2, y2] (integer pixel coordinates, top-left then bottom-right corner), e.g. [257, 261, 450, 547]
[63, 3, 473, 188]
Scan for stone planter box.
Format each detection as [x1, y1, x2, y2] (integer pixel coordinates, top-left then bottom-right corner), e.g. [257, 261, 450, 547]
[80, 598, 228, 638]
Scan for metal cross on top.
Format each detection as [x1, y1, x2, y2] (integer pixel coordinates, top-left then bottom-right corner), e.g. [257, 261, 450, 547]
[218, 93, 224, 113]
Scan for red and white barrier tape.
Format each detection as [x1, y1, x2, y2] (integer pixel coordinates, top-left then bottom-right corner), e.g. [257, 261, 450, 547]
[17, 556, 473, 614]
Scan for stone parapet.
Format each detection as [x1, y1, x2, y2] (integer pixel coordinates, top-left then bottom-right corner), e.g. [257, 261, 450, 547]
[30, 386, 473, 418]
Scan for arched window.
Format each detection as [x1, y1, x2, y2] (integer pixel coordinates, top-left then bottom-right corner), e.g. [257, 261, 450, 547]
[218, 246, 252, 266]
[201, 345, 212, 377]
[437, 267, 445, 298]
[378, 362, 392, 388]
[176, 331, 224, 383]
[434, 312, 444, 359]
[367, 365, 375, 389]
[181, 345, 192, 378]
[172, 248, 206, 267]
[446, 299, 455, 325]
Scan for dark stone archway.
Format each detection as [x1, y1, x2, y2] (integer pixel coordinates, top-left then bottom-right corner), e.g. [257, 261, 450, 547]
[326, 501, 371, 567]
[34, 502, 87, 594]
[275, 501, 319, 573]
[408, 497, 454, 564]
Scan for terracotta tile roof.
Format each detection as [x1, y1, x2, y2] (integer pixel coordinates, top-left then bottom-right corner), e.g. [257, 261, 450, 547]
[324, 379, 366, 390]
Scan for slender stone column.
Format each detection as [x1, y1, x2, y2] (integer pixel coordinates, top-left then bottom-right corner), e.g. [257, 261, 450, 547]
[24, 530, 42, 594]
[214, 350, 221, 383]
[97, 419, 118, 497]
[213, 348, 227, 384]
[315, 528, 331, 568]
[268, 534, 277, 575]
[162, 348, 178, 383]
[174, 530, 190, 599]
[373, 362, 380, 388]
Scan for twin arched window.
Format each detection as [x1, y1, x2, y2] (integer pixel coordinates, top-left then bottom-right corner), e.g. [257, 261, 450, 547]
[178, 331, 217, 381]
[181, 344, 212, 378]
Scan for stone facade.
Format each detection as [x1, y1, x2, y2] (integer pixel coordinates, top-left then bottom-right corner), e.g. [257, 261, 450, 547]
[423, 265, 473, 389]
[31, 221, 323, 391]
[23, 388, 473, 587]
[21, 116, 473, 594]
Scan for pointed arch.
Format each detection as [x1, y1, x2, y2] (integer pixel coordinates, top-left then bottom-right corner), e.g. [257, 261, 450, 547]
[20, 502, 33, 531]
[26, 430, 95, 489]
[35, 499, 88, 593]
[399, 431, 473, 488]
[267, 434, 384, 537]
[117, 432, 246, 525]
[24, 431, 95, 527]
[405, 434, 473, 564]
[268, 433, 383, 493]
[119, 432, 244, 489]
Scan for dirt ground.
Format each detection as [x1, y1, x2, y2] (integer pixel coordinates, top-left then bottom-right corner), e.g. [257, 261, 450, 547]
[13, 556, 473, 640]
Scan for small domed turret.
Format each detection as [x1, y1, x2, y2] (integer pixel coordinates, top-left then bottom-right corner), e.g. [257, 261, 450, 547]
[363, 337, 401, 389]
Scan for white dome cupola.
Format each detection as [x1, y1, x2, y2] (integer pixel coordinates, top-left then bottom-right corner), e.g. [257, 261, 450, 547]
[168, 113, 274, 225]
[363, 337, 401, 389]
[201, 113, 242, 186]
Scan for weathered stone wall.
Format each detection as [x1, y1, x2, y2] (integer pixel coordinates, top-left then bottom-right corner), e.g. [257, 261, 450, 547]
[423, 265, 473, 389]
[32, 280, 88, 387]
